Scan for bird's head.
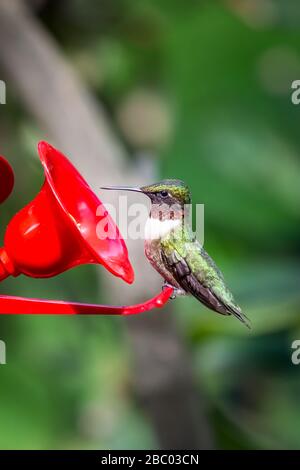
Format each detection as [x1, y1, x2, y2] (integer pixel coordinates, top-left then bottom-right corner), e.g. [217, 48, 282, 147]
[101, 179, 191, 208]
[140, 179, 191, 207]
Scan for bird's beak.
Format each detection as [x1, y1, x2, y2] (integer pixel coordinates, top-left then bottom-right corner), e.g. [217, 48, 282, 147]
[101, 185, 143, 193]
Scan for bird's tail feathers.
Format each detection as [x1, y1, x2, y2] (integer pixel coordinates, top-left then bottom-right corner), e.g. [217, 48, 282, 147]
[227, 304, 251, 329]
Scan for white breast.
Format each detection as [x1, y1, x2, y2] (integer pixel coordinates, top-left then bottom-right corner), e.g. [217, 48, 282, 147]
[144, 217, 181, 240]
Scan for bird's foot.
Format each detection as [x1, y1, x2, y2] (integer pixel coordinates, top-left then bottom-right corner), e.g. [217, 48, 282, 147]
[162, 282, 185, 300]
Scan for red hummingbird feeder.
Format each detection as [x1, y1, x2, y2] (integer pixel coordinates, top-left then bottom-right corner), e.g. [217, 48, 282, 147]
[0, 142, 173, 315]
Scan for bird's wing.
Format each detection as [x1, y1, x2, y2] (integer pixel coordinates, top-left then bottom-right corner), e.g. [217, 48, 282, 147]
[161, 237, 250, 328]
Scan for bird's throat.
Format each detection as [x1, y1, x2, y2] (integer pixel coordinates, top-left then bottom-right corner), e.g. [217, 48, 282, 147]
[145, 210, 183, 240]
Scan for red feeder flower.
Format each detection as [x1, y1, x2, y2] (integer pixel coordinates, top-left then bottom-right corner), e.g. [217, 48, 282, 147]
[0, 141, 134, 284]
[0, 155, 14, 204]
[0, 142, 173, 315]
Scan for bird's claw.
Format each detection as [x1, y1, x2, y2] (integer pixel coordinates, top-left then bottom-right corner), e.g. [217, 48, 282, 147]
[162, 282, 179, 300]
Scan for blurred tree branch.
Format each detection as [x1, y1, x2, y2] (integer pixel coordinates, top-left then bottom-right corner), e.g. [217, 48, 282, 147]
[0, 0, 213, 449]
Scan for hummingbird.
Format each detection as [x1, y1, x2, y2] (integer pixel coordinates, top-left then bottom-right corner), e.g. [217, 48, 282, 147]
[101, 179, 250, 328]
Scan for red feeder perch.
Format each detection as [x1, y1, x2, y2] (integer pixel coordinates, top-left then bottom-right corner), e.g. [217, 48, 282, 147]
[0, 142, 173, 315]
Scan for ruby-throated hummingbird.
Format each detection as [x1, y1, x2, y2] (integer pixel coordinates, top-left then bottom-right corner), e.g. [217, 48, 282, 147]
[101, 179, 250, 328]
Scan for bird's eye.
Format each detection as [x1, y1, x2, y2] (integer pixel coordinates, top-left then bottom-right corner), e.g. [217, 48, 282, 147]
[160, 190, 168, 197]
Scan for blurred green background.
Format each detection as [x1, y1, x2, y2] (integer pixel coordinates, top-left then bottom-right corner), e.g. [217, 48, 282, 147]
[0, 0, 300, 449]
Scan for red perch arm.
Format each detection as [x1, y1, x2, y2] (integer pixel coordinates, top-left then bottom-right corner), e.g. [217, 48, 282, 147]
[0, 287, 173, 315]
